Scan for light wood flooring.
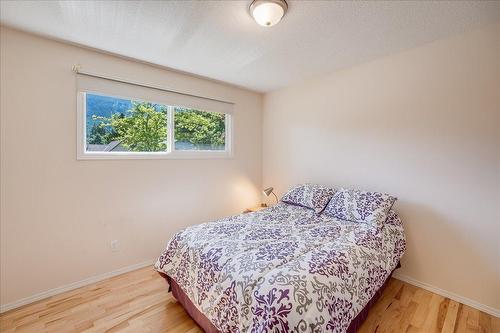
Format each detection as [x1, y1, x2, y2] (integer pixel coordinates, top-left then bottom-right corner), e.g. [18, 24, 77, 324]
[1, 267, 497, 332]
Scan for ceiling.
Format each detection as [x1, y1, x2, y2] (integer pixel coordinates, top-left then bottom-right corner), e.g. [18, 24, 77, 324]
[1, 1, 499, 92]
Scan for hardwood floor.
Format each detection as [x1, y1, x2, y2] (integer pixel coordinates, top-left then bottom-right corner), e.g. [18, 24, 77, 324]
[1, 267, 497, 333]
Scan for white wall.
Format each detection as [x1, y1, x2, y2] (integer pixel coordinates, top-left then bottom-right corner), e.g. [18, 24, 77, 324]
[0, 27, 262, 306]
[263, 23, 500, 311]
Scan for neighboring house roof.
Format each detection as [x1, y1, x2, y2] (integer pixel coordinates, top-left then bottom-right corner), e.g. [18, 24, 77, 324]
[87, 141, 128, 152]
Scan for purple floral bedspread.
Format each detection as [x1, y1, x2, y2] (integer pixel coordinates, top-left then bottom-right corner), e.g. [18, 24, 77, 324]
[155, 203, 406, 333]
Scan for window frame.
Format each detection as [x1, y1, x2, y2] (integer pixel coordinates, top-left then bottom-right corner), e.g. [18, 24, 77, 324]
[76, 91, 233, 160]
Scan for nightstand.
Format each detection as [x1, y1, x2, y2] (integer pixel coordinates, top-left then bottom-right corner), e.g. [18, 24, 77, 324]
[243, 204, 268, 213]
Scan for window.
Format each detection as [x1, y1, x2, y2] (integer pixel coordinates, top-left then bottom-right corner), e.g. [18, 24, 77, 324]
[174, 107, 226, 151]
[77, 75, 233, 159]
[86, 94, 168, 153]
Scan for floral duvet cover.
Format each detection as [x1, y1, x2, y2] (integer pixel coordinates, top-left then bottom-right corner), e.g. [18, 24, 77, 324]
[154, 203, 406, 333]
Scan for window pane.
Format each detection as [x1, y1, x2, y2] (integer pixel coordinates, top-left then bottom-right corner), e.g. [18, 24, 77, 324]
[174, 107, 226, 151]
[86, 94, 168, 152]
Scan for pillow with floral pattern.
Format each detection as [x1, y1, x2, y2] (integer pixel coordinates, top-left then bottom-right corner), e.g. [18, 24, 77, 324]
[323, 188, 397, 227]
[281, 184, 336, 214]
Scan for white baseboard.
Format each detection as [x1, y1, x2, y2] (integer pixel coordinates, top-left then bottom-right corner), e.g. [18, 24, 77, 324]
[0, 259, 155, 313]
[392, 272, 500, 318]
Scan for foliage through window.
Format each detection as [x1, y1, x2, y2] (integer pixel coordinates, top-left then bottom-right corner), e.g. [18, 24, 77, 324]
[83, 93, 229, 156]
[174, 108, 225, 151]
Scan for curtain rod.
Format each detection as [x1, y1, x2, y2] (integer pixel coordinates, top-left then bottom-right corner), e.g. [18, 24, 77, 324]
[71, 65, 235, 105]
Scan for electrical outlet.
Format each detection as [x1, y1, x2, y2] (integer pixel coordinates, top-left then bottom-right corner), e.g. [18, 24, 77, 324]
[110, 240, 119, 251]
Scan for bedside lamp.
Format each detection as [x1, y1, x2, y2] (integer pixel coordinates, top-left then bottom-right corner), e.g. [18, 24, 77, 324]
[263, 187, 278, 205]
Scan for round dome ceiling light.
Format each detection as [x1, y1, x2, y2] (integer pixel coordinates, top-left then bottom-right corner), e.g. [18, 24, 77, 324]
[250, 0, 288, 27]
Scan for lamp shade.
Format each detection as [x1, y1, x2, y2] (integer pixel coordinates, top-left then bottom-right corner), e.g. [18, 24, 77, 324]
[263, 187, 274, 196]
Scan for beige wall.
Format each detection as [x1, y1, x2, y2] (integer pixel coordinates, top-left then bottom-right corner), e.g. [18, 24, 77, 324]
[2, 22, 499, 313]
[0, 27, 262, 306]
[263, 23, 500, 310]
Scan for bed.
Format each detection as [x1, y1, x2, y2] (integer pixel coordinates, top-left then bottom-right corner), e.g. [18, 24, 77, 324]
[154, 200, 406, 333]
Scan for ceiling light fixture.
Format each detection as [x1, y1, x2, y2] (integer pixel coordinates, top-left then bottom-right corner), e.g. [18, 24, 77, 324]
[250, 0, 288, 27]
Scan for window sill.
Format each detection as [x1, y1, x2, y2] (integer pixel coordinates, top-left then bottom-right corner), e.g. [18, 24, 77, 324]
[77, 151, 234, 160]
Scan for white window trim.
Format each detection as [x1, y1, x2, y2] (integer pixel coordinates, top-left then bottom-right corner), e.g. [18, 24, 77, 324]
[76, 92, 234, 160]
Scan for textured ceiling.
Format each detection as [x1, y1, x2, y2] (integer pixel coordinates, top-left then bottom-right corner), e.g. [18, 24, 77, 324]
[1, 1, 499, 92]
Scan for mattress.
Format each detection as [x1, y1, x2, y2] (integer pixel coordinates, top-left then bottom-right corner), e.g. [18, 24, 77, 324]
[155, 202, 406, 333]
